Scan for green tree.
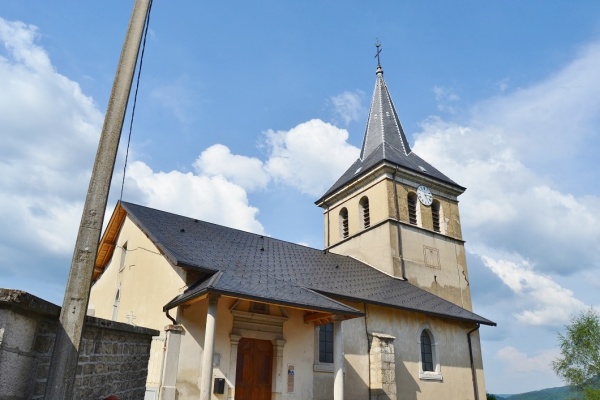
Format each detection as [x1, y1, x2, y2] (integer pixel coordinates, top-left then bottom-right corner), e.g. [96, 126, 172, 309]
[486, 394, 498, 400]
[552, 309, 600, 400]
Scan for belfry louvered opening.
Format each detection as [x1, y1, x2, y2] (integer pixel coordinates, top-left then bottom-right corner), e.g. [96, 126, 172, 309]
[432, 200, 441, 233]
[408, 193, 418, 225]
[339, 208, 349, 239]
[359, 196, 370, 229]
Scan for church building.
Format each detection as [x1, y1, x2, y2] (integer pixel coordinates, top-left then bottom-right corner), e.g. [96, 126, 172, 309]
[89, 59, 495, 400]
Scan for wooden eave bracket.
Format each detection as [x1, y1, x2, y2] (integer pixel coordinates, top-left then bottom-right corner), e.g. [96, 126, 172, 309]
[93, 203, 127, 281]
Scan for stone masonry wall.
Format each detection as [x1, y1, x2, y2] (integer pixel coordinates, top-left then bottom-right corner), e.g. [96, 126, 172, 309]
[0, 289, 159, 400]
[368, 332, 397, 400]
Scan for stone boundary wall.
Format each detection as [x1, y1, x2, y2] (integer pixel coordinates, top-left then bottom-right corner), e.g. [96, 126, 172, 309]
[0, 288, 159, 400]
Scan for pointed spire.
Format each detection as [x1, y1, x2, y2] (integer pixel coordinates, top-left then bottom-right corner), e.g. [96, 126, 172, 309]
[360, 42, 411, 160]
[316, 45, 464, 204]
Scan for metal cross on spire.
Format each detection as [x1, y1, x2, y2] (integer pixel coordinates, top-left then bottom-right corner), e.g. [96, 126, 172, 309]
[374, 39, 382, 67]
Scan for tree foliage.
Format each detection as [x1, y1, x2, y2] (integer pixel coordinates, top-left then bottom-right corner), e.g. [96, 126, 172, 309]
[552, 309, 600, 399]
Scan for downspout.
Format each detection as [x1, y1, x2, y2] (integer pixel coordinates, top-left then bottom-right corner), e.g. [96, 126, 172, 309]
[158, 309, 177, 399]
[467, 324, 480, 400]
[364, 303, 371, 400]
[165, 309, 177, 325]
[326, 206, 331, 248]
[392, 167, 406, 279]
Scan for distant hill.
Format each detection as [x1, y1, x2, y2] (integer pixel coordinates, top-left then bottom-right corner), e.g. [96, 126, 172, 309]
[493, 385, 583, 400]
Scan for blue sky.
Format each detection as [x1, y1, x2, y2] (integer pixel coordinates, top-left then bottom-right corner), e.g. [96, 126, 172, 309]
[2, 1, 600, 395]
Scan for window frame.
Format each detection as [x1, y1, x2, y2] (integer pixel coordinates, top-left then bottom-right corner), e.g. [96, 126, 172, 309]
[417, 324, 442, 381]
[313, 323, 334, 372]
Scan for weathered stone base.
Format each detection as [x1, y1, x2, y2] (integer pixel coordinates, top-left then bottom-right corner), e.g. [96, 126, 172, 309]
[368, 332, 397, 400]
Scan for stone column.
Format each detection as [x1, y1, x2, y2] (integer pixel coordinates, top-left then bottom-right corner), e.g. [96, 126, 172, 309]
[272, 339, 287, 400]
[200, 294, 220, 400]
[368, 332, 397, 400]
[333, 319, 344, 400]
[161, 325, 185, 400]
[228, 334, 241, 400]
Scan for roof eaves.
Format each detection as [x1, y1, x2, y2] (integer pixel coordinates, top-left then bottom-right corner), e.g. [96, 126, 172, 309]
[187, 286, 364, 317]
[314, 290, 495, 326]
[120, 201, 186, 268]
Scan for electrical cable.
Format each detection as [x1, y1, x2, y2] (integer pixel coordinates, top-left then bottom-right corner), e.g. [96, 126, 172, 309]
[119, 0, 154, 201]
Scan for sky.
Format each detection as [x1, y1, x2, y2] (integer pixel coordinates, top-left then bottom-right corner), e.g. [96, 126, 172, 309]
[1, 1, 600, 395]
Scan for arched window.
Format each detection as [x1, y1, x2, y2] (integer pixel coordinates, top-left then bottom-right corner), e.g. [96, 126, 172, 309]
[359, 196, 370, 229]
[408, 193, 418, 225]
[418, 325, 442, 380]
[339, 208, 349, 239]
[432, 200, 441, 233]
[420, 330, 434, 371]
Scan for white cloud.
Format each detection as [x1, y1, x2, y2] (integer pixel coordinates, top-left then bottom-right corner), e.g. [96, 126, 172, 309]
[482, 256, 586, 326]
[193, 144, 269, 191]
[473, 41, 600, 160]
[433, 86, 460, 113]
[264, 119, 359, 196]
[496, 346, 558, 373]
[414, 112, 600, 277]
[125, 161, 264, 234]
[330, 90, 365, 126]
[0, 18, 103, 277]
[412, 39, 600, 331]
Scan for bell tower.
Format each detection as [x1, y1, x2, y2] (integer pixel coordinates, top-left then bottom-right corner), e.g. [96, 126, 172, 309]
[316, 57, 472, 310]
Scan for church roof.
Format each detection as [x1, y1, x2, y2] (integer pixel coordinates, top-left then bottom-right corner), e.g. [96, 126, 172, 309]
[118, 201, 495, 326]
[317, 66, 464, 204]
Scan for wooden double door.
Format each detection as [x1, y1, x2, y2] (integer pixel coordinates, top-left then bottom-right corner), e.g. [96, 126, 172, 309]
[235, 338, 273, 400]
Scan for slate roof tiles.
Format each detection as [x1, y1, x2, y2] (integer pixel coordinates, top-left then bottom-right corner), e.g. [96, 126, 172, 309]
[121, 201, 494, 326]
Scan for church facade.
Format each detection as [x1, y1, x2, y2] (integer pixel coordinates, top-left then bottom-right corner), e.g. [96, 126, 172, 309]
[89, 62, 494, 400]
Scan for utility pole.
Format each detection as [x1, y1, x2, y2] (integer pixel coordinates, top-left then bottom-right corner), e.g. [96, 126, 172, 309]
[45, 1, 151, 398]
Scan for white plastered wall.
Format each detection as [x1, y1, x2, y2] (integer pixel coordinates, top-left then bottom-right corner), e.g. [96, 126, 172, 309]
[341, 303, 487, 400]
[89, 216, 186, 330]
[176, 298, 318, 400]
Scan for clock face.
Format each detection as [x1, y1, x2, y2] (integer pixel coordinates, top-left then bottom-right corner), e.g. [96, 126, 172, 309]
[416, 185, 433, 206]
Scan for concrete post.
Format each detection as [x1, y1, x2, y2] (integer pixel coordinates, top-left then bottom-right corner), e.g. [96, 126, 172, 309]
[228, 334, 241, 400]
[272, 339, 287, 400]
[160, 325, 185, 400]
[333, 319, 344, 400]
[200, 295, 220, 400]
[45, 1, 151, 398]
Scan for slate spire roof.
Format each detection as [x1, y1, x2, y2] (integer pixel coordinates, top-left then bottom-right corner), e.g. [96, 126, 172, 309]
[317, 64, 464, 203]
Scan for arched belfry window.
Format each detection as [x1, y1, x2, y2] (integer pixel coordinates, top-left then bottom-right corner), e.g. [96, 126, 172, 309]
[359, 196, 370, 229]
[432, 200, 441, 233]
[339, 208, 349, 239]
[408, 193, 418, 225]
[418, 325, 442, 380]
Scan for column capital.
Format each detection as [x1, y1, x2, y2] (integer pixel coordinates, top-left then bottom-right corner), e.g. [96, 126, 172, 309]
[164, 324, 185, 334]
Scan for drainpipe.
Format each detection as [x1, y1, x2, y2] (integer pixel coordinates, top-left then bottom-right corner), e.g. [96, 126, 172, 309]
[467, 324, 480, 400]
[326, 206, 331, 248]
[392, 168, 406, 279]
[364, 303, 371, 399]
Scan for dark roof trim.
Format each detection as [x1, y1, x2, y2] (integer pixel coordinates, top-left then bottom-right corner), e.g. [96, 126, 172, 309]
[164, 284, 364, 318]
[316, 290, 496, 327]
